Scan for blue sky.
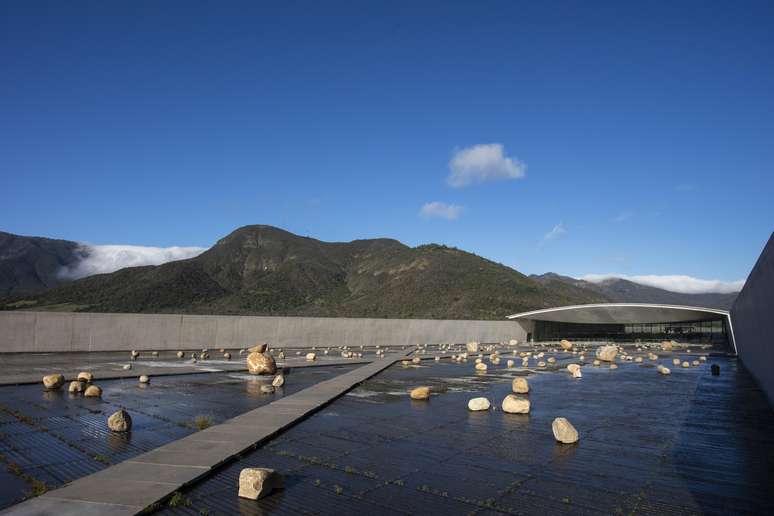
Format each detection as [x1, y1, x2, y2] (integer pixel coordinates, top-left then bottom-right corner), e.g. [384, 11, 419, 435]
[2, 1, 772, 291]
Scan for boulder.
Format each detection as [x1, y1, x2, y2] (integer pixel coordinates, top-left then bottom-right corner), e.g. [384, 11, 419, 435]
[596, 345, 618, 362]
[84, 385, 102, 398]
[224, 352, 231, 360]
[593, 360, 601, 367]
[411, 356, 421, 364]
[410, 386, 431, 400]
[507, 359, 515, 368]
[68, 380, 84, 394]
[272, 374, 285, 387]
[151, 351, 159, 357]
[306, 352, 317, 362]
[658, 366, 671, 375]
[682, 361, 690, 368]
[249, 344, 268, 354]
[560, 339, 573, 350]
[501, 394, 530, 414]
[247, 352, 277, 375]
[123, 364, 132, 370]
[547, 357, 556, 364]
[42, 374, 64, 390]
[131, 350, 139, 358]
[552, 417, 579, 444]
[567, 364, 581, 375]
[260, 384, 275, 394]
[572, 368, 582, 379]
[238, 468, 284, 500]
[672, 358, 681, 366]
[538, 361, 546, 367]
[108, 409, 132, 432]
[692, 360, 700, 366]
[278, 351, 285, 360]
[512, 377, 529, 394]
[509, 339, 519, 346]
[466, 341, 480, 353]
[177, 351, 185, 358]
[635, 357, 643, 363]
[661, 340, 674, 351]
[77, 372, 93, 383]
[467, 397, 491, 411]
[475, 362, 487, 372]
[139, 375, 150, 384]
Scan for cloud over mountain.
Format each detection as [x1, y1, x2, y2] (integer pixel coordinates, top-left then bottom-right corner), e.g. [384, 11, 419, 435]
[60, 244, 207, 279]
[581, 273, 744, 294]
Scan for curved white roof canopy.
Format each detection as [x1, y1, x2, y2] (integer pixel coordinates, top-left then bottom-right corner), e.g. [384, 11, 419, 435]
[508, 303, 736, 353]
[507, 303, 729, 324]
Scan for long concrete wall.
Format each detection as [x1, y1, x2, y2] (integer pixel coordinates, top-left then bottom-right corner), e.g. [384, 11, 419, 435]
[731, 231, 774, 404]
[0, 311, 529, 353]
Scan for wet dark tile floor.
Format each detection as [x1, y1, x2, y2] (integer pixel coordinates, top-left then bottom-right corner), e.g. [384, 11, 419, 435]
[156, 353, 774, 516]
[0, 364, 357, 510]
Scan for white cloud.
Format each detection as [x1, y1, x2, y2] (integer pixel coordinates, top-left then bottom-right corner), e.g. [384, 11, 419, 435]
[542, 223, 566, 243]
[580, 273, 744, 294]
[60, 244, 207, 279]
[447, 143, 526, 187]
[612, 211, 634, 223]
[419, 201, 463, 220]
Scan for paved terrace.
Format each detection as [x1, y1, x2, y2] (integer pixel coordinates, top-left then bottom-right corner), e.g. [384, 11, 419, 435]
[2, 342, 772, 515]
[2, 349, 413, 515]
[157, 353, 774, 515]
[0, 348, 379, 386]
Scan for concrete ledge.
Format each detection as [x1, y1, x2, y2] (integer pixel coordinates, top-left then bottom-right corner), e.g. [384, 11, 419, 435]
[0, 311, 526, 353]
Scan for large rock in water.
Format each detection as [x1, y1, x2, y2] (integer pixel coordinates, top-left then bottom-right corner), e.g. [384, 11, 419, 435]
[512, 377, 529, 394]
[77, 372, 93, 383]
[467, 397, 491, 411]
[501, 395, 530, 414]
[596, 345, 618, 362]
[238, 468, 284, 500]
[247, 352, 277, 375]
[410, 386, 431, 400]
[68, 380, 84, 394]
[42, 374, 64, 390]
[552, 417, 579, 444]
[84, 385, 102, 398]
[108, 409, 132, 432]
[466, 341, 480, 353]
[560, 339, 573, 350]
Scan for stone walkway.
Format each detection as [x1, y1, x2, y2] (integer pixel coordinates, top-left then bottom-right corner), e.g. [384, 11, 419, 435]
[2, 351, 412, 515]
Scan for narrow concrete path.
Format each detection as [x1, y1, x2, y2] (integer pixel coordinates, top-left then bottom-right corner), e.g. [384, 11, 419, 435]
[3, 352, 411, 516]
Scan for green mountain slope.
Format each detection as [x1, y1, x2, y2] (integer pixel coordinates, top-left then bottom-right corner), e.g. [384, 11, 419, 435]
[4, 225, 608, 319]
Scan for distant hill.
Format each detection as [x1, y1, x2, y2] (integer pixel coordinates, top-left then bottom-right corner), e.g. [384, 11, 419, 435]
[530, 273, 737, 310]
[0, 231, 84, 297]
[1, 225, 607, 319]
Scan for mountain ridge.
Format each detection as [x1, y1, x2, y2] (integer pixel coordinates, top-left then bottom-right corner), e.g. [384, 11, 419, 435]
[530, 273, 737, 310]
[0, 226, 738, 317]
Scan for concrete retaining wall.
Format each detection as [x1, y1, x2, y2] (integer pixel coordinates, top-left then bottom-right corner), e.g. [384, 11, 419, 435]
[731, 231, 774, 404]
[0, 311, 528, 353]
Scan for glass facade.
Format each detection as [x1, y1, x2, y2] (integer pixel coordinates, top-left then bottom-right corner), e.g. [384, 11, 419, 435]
[534, 317, 729, 346]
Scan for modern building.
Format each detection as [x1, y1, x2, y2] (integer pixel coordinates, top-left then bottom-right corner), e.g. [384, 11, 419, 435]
[508, 303, 735, 352]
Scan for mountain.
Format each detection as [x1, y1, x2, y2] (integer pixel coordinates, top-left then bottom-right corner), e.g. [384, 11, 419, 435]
[530, 273, 737, 310]
[1, 225, 607, 319]
[0, 231, 85, 297]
